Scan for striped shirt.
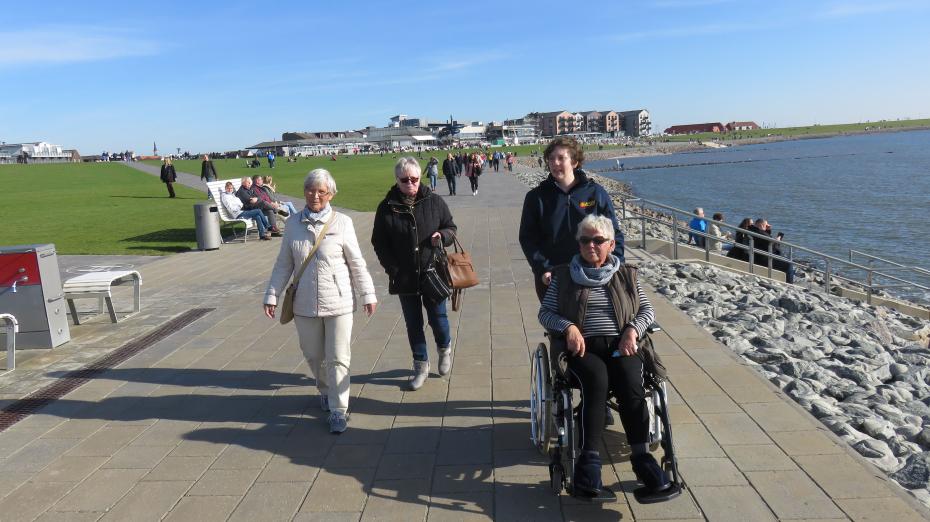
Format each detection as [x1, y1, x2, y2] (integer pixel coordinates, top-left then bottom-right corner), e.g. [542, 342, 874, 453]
[538, 275, 655, 338]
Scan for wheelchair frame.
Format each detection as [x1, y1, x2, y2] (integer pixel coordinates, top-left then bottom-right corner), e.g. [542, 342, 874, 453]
[529, 329, 683, 502]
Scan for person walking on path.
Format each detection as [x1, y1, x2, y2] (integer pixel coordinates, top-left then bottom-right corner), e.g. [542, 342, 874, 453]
[372, 157, 458, 391]
[519, 136, 625, 302]
[424, 156, 439, 191]
[442, 153, 459, 195]
[267, 151, 276, 168]
[466, 152, 482, 196]
[201, 154, 217, 196]
[264, 169, 377, 433]
[159, 157, 177, 198]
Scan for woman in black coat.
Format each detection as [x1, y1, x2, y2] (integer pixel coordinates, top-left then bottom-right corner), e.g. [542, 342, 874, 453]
[159, 157, 177, 198]
[372, 157, 457, 391]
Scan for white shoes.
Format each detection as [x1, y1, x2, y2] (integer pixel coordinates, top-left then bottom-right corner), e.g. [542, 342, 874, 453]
[438, 348, 453, 376]
[409, 360, 430, 390]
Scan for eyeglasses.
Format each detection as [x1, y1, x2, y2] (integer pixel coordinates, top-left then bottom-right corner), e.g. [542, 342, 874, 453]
[306, 190, 330, 198]
[579, 236, 611, 246]
[397, 176, 420, 184]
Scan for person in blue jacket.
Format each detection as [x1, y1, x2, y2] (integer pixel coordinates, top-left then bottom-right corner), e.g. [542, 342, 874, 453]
[519, 136, 625, 302]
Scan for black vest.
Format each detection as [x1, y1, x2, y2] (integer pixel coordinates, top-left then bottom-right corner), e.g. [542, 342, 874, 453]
[551, 263, 640, 336]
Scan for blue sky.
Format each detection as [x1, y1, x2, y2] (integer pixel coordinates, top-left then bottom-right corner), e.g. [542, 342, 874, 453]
[2, 0, 928, 154]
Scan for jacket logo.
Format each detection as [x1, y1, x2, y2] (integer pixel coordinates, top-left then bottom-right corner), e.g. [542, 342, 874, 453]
[579, 200, 595, 209]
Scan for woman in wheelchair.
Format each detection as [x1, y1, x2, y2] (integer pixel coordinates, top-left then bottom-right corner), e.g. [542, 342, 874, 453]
[538, 214, 672, 499]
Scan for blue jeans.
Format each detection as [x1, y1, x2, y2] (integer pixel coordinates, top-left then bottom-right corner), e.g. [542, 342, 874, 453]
[428, 173, 438, 190]
[237, 209, 269, 236]
[281, 201, 299, 215]
[398, 294, 451, 362]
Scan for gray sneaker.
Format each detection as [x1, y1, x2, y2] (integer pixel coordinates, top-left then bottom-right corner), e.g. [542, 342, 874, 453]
[328, 411, 348, 434]
[409, 360, 430, 391]
[438, 347, 453, 376]
[320, 395, 330, 412]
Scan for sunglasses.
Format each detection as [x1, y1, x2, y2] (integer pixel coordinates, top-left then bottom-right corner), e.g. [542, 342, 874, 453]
[398, 176, 420, 184]
[579, 236, 611, 246]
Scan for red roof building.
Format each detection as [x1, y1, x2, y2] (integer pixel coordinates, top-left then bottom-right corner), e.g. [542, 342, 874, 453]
[725, 121, 760, 131]
[664, 122, 726, 135]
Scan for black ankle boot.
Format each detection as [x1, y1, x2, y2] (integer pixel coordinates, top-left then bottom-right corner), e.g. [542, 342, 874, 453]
[574, 450, 603, 496]
[631, 453, 671, 492]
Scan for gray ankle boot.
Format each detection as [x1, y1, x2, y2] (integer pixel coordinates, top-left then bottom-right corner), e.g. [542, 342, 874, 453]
[409, 360, 430, 390]
[438, 347, 453, 376]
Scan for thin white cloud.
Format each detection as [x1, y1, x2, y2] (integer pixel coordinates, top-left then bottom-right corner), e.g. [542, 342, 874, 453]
[0, 26, 160, 66]
[427, 51, 509, 73]
[819, 0, 926, 18]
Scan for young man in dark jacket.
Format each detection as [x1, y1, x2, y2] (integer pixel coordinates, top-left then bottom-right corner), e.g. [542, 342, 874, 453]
[372, 157, 457, 390]
[519, 137, 624, 301]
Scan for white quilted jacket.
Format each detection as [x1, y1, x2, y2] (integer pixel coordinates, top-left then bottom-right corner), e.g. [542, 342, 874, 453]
[264, 211, 377, 317]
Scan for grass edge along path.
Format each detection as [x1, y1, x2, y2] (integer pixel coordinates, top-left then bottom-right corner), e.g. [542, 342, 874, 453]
[2, 162, 204, 255]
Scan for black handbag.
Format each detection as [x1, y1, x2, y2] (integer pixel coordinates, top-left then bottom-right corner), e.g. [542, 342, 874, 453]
[421, 250, 453, 304]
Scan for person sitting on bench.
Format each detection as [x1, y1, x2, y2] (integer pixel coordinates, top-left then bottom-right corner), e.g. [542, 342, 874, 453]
[236, 176, 281, 235]
[220, 181, 271, 240]
[538, 214, 671, 499]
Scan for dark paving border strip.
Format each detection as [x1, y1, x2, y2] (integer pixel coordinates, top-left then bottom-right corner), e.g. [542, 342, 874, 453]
[0, 308, 215, 432]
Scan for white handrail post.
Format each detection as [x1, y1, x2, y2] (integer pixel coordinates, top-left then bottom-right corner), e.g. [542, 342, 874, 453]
[824, 260, 832, 292]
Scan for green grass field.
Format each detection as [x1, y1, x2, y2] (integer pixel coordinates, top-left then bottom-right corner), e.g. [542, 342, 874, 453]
[661, 118, 930, 142]
[2, 162, 204, 255]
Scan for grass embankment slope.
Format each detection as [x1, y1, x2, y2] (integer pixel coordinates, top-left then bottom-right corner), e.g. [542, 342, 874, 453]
[3, 162, 204, 255]
[662, 118, 930, 142]
[147, 143, 618, 211]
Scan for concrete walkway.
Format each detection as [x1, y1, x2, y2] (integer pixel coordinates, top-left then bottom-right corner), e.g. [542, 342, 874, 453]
[0, 167, 926, 520]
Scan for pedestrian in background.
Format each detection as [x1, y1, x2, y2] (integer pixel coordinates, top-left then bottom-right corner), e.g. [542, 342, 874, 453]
[160, 157, 177, 198]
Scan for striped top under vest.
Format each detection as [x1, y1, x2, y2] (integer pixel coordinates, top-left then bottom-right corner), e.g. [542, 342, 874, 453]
[538, 276, 655, 338]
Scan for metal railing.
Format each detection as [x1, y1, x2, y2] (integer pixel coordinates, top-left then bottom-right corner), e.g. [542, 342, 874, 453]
[616, 195, 930, 305]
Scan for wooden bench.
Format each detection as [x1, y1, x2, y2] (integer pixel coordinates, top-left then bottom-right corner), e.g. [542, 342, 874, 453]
[63, 270, 141, 325]
[207, 179, 258, 243]
[0, 313, 16, 370]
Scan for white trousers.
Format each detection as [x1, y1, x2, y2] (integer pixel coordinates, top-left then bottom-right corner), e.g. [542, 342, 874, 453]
[294, 313, 353, 414]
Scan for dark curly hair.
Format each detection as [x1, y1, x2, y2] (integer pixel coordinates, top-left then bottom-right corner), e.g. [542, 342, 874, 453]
[543, 136, 584, 168]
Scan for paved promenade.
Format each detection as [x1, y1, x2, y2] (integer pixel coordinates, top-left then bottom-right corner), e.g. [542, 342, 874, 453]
[0, 166, 927, 520]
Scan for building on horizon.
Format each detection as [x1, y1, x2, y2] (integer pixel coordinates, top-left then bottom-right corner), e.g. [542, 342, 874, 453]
[0, 141, 73, 164]
[725, 121, 760, 131]
[580, 110, 621, 135]
[620, 110, 651, 136]
[663, 122, 725, 135]
[364, 126, 437, 149]
[537, 111, 577, 137]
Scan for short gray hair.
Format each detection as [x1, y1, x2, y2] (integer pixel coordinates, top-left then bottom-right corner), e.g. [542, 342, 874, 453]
[304, 168, 337, 194]
[576, 214, 614, 241]
[394, 156, 420, 178]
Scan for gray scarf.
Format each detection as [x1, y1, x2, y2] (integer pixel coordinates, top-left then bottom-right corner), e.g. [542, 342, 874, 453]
[569, 254, 621, 287]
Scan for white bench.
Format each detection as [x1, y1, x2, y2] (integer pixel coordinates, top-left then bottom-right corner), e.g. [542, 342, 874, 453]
[63, 270, 141, 325]
[0, 313, 16, 370]
[207, 179, 258, 243]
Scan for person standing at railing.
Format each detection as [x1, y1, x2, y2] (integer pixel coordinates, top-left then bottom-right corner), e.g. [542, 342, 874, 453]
[707, 212, 731, 252]
[688, 208, 707, 248]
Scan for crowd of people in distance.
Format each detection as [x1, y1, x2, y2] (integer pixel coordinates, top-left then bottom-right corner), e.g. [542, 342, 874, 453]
[687, 207, 795, 283]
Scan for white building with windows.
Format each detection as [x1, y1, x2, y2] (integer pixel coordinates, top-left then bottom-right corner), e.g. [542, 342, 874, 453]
[0, 142, 72, 163]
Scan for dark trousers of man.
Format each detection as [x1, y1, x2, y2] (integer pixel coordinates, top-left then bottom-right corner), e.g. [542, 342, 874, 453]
[554, 336, 649, 451]
[165, 182, 176, 198]
[468, 176, 479, 193]
[446, 174, 457, 195]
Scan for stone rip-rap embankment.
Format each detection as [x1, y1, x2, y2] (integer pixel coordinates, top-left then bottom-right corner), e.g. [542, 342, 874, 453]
[512, 168, 930, 507]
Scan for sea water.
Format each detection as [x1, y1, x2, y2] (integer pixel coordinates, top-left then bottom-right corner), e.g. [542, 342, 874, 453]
[590, 130, 930, 304]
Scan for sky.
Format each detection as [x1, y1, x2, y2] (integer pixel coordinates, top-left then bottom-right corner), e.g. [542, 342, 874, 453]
[2, 0, 929, 154]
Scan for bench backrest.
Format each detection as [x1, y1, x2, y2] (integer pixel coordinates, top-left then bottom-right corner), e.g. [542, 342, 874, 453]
[207, 179, 248, 223]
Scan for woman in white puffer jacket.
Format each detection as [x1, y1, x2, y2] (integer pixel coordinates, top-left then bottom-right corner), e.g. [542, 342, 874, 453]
[263, 169, 377, 434]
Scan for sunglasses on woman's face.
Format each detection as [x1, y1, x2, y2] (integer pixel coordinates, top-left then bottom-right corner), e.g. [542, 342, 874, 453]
[578, 236, 610, 246]
[397, 176, 420, 184]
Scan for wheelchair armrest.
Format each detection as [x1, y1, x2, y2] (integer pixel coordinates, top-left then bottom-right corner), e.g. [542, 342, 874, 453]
[646, 322, 662, 334]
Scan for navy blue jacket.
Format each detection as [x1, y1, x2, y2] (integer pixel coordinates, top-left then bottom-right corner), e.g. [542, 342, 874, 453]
[519, 170, 624, 277]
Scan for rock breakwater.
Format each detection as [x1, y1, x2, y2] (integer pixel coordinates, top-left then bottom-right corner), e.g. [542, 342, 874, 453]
[639, 261, 930, 503]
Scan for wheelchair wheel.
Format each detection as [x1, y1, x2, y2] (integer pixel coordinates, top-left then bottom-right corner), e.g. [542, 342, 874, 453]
[530, 343, 553, 454]
[646, 386, 664, 452]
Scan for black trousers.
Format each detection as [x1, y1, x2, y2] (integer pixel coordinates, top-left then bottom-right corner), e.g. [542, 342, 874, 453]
[446, 174, 457, 195]
[555, 336, 649, 451]
[468, 176, 479, 192]
[165, 182, 176, 198]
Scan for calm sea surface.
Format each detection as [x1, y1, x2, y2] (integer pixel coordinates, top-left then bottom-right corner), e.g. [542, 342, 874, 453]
[590, 130, 930, 304]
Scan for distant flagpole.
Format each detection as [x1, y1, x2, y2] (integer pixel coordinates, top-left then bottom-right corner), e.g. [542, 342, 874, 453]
[153, 141, 158, 155]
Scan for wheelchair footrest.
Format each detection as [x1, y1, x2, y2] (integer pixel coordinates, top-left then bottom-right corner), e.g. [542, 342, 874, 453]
[571, 484, 617, 502]
[633, 481, 683, 504]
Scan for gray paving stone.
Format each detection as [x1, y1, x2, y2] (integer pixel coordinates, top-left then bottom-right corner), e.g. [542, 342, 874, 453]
[0, 481, 75, 521]
[51, 468, 148, 512]
[228, 481, 308, 521]
[100, 480, 192, 521]
[361, 479, 430, 521]
[162, 495, 240, 522]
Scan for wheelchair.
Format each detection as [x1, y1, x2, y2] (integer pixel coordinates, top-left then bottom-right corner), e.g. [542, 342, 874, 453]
[530, 324, 683, 503]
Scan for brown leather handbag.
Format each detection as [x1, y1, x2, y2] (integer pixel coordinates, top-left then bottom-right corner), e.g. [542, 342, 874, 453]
[445, 233, 478, 310]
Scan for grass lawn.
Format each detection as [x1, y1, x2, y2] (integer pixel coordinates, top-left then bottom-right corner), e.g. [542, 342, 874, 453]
[661, 118, 930, 142]
[144, 143, 618, 211]
[2, 162, 205, 255]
